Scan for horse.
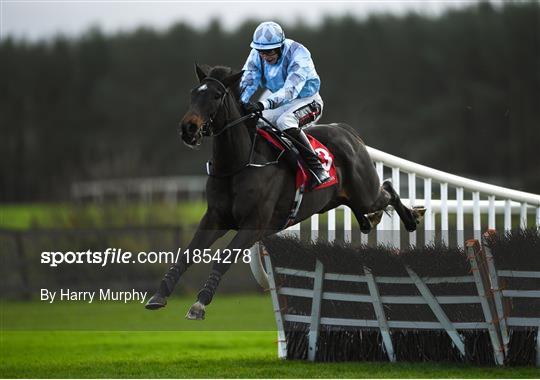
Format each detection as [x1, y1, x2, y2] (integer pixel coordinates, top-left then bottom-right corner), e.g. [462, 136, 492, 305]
[145, 64, 424, 319]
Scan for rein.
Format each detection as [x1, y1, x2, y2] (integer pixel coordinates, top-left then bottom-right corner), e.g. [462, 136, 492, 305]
[213, 114, 257, 136]
[206, 115, 286, 178]
[198, 77, 284, 178]
[200, 77, 271, 136]
[200, 77, 262, 137]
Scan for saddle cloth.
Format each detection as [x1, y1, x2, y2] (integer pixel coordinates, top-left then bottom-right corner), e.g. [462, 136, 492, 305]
[257, 128, 338, 190]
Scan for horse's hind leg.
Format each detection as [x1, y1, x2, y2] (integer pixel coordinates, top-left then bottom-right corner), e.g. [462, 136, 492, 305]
[370, 180, 418, 232]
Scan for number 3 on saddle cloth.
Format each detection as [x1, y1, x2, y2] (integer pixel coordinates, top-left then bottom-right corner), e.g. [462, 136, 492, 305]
[257, 128, 339, 228]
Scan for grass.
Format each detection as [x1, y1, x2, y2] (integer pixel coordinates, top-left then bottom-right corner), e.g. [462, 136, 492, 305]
[3, 331, 539, 378]
[1, 295, 275, 331]
[0, 202, 207, 230]
[1, 295, 539, 378]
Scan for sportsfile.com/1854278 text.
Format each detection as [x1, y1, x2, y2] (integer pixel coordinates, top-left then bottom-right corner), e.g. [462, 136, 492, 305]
[40, 248, 252, 267]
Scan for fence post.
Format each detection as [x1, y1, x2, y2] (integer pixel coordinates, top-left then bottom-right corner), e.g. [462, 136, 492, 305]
[466, 239, 505, 365]
[481, 234, 509, 356]
[311, 214, 319, 242]
[473, 192, 481, 241]
[408, 172, 417, 247]
[364, 267, 395, 362]
[343, 206, 352, 244]
[504, 200, 512, 232]
[424, 178, 433, 245]
[376, 161, 388, 246]
[457, 187, 464, 249]
[308, 260, 324, 361]
[327, 209, 336, 243]
[263, 251, 288, 359]
[488, 195, 496, 230]
[520, 203, 527, 229]
[392, 167, 400, 249]
[441, 183, 449, 246]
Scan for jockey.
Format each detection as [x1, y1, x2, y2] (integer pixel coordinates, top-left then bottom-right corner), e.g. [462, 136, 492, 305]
[240, 21, 330, 185]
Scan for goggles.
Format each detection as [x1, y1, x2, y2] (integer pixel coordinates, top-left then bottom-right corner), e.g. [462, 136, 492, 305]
[257, 48, 279, 56]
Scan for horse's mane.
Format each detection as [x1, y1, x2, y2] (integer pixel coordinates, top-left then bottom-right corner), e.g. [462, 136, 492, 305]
[207, 65, 242, 100]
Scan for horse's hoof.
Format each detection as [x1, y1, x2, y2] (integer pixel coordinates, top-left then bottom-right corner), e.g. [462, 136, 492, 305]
[366, 211, 384, 230]
[405, 224, 417, 233]
[185, 301, 205, 320]
[381, 179, 394, 192]
[404, 206, 426, 232]
[145, 293, 167, 310]
[412, 206, 426, 223]
[359, 217, 371, 234]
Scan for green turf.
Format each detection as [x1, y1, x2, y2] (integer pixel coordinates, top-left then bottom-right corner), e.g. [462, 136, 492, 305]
[1, 331, 538, 378]
[2, 295, 276, 331]
[1, 296, 538, 378]
[0, 202, 207, 230]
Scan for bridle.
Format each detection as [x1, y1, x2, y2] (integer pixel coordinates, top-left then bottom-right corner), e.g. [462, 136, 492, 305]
[191, 76, 284, 178]
[199, 77, 257, 137]
[199, 77, 229, 137]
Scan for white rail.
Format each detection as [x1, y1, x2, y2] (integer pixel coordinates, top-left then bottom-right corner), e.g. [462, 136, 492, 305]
[285, 146, 540, 248]
[71, 175, 207, 202]
[367, 147, 540, 206]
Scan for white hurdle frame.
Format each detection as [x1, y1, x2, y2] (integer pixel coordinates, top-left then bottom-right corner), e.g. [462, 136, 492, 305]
[260, 238, 513, 364]
[253, 237, 539, 365]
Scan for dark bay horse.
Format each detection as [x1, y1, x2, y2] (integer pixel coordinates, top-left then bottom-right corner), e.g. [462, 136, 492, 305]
[145, 64, 424, 319]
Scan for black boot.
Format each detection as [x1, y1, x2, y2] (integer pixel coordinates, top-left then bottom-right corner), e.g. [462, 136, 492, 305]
[284, 128, 330, 185]
[145, 262, 186, 310]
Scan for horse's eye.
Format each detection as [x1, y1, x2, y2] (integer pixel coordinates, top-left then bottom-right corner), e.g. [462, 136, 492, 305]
[214, 93, 222, 100]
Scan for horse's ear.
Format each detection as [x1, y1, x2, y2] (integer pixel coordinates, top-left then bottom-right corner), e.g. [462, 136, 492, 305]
[195, 64, 209, 82]
[221, 70, 244, 88]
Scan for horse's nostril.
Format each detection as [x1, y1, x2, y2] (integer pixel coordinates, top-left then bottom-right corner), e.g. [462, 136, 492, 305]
[182, 122, 198, 135]
[180, 122, 198, 136]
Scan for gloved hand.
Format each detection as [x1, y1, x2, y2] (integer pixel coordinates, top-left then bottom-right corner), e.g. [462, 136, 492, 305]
[244, 101, 264, 115]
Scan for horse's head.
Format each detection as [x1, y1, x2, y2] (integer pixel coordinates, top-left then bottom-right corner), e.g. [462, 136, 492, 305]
[180, 64, 244, 147]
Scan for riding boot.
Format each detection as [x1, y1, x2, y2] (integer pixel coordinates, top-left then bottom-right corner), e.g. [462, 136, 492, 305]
[284, 128, 330, 185]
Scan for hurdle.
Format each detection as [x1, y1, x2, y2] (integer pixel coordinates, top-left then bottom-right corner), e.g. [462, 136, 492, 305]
[247, 146, 540, 364]
[259, 237, 510, 364]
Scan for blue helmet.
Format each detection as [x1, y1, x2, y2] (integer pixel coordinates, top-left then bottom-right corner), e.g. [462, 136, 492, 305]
[250, 21, 285, 50]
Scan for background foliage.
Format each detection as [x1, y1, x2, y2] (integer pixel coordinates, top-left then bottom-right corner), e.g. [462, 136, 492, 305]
[1, 1, 539, 202]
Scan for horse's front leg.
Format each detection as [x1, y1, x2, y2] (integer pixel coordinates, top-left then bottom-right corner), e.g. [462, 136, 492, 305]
[145, 212, 227, 310]
[185, 229, 262, 320]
